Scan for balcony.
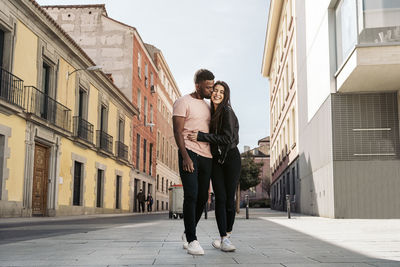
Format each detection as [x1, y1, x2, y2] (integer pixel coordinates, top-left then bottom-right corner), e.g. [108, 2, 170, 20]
[0, 67, 24, 108]
[96, 130, 113, 154]
[335, 0, 400, 93]
[73, 116, 94, 144]
[116, 141, 128, 161]
[24, 86, 71, 131]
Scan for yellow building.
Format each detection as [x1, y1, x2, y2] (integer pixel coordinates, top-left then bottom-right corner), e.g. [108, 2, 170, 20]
[0, 0, 138, 217]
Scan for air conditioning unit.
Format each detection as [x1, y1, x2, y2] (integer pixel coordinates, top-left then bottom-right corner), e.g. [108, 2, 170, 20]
[150, 85, 156, 94]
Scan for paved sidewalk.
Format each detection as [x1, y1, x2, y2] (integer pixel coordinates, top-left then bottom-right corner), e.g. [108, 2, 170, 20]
[0, 209, 399, 266]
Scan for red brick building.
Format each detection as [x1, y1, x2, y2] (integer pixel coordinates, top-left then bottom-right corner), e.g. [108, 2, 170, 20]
[130, 33, 158, 211]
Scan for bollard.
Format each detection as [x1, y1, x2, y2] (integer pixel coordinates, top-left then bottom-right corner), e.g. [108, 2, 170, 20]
[245, 195, 249, 219]
[286, 194, 291, 219]
[204, 201, 208, 219]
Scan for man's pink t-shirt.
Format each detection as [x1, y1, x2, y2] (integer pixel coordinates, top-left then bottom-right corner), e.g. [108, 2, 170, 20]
[173, 94, 212, 158]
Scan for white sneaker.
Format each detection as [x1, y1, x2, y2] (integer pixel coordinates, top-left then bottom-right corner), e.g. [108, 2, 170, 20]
[220, 237, 235, 252]
[187, 240, 204, 255]
[212, 232, 231, 249]
[212, 239, 221, 249]
[182, 232, 188, 249]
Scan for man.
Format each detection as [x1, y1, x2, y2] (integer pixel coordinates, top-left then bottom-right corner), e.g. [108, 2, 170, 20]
[137, 189, 145, 213]
[173, 69, 214, 255]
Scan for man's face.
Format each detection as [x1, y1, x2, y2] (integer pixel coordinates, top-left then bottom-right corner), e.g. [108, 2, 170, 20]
[196, 80, 214, 99]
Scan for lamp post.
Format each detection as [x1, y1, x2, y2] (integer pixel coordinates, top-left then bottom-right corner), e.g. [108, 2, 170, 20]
[67, 65, 102, 79]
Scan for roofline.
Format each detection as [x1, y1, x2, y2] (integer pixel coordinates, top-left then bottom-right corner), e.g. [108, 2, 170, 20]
[41, 4, 108, 16]
[154, 49, 181, 97]
[261, 0, 284, 78]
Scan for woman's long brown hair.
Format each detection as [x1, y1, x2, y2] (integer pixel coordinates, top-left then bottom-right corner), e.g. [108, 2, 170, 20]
[210, 81, 231, 133]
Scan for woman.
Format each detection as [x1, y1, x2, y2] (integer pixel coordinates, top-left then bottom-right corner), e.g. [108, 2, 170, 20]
[188, 81, 240, 252]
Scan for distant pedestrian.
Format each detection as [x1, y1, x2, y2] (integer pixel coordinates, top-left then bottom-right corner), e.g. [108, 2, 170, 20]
[137, 189, 145, 213]
[188, 81, 240, 252]
[146, 193, 153, 212]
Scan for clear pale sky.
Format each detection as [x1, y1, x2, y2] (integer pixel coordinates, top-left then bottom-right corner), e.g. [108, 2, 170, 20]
[37, 0, 271, 151]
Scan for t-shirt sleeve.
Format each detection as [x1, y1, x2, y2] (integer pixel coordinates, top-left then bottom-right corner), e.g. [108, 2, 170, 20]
[173, 97, 188, 117]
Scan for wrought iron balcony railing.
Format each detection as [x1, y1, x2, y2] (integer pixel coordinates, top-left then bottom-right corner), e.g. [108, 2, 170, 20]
[24, 86, 71, 131]
[116, 141, 128, 161]
[0, 67, 24, 108]
[96, 130, 113, 154]
[73, 116, 94, 144]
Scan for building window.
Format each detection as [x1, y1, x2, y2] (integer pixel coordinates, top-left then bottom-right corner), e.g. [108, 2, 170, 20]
[118, 118, 125, 142]
[144, 96, 148, 124]
[78, 87, 88, 119]
[161, 177, 164, 192]
[73, 161, 83, 206]
[137, 88, 141, 119]
[116, 175, 122, 209]
[150, 72, 154, 87]
[0, 29, 4, 68]
[162, 136, 165, 162]
[100, 105, 108, 132]
[157, 98, 161, 111]
[335, 0, 358, 67]
[291, 108, 296, 146]
[149, 143, 153, 176]
[145, 63, 148, 87]
[96, 169, 104, 208]
[138, 52, 142, 78]
[156, 175, 159, 191]
[136, 134, 140, 169]
[143, 139, 147, 173]
[150, 104, 153, 124]
[0, 134, 5, 199]
[157, 131, 160, 158]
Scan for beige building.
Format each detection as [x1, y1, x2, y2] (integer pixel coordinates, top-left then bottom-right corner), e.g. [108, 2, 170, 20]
[263, 0, 400, 218]
[262, 0, 299, 211]
[0, 0, 138, 217]
[146, 44, 181, 211]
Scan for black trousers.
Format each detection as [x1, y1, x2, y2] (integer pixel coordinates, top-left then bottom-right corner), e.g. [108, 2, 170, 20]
[139, 201, 145, 213]
[179, 149, 212, 243]
[212, 147, 241, 237]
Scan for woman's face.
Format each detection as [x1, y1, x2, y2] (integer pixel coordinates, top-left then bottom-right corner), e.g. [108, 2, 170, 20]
[211, 84, 224, 105]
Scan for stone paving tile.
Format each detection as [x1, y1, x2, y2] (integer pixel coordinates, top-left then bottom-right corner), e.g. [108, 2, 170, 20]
[1, 209, 400, 266]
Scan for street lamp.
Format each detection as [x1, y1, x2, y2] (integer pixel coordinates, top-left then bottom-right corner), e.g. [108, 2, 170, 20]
[67, 65, 102, 79]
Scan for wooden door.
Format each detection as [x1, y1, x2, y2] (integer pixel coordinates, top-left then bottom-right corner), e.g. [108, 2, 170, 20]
[32, 143, 49, 216]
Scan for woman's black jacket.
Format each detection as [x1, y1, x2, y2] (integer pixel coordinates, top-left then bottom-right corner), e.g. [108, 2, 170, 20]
[197, 105, 239, 164]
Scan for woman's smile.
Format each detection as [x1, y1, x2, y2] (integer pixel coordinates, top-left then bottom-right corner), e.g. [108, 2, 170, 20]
[211, 84, 225, 105]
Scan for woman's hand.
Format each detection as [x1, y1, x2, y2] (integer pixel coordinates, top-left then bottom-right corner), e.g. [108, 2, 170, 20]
[187, 131, 198, 141]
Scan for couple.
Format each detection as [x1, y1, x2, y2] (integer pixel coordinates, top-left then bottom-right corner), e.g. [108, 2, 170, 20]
[172, 69, 240, 255]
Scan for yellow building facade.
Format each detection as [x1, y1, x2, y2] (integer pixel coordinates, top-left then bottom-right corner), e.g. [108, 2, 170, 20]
[0, 0, 138, 217]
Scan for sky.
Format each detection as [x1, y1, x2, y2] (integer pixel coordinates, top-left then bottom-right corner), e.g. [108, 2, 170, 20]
[36, 0, 271, 151]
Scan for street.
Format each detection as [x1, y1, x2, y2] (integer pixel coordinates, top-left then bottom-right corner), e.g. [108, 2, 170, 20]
[0, 209, 400, 266]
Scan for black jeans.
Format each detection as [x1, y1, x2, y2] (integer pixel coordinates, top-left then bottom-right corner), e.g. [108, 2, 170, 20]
[179, 149, 212, 243]
[212, 147, 241, 237]
[139, 201, 145, 213]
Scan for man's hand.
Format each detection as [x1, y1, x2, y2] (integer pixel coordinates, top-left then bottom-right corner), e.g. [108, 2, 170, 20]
[173, 115, 194, 173]
[182, 155, 194, 173]
[187, 131, 198, 142]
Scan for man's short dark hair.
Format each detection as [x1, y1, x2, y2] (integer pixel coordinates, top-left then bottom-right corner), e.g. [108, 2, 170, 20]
[194, 69, 215, 84]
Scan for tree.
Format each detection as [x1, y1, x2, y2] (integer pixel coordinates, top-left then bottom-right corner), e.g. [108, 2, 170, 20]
[240, 152, 263, 191]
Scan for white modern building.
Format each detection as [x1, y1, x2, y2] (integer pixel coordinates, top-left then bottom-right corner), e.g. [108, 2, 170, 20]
[262, 0, 400, 218]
